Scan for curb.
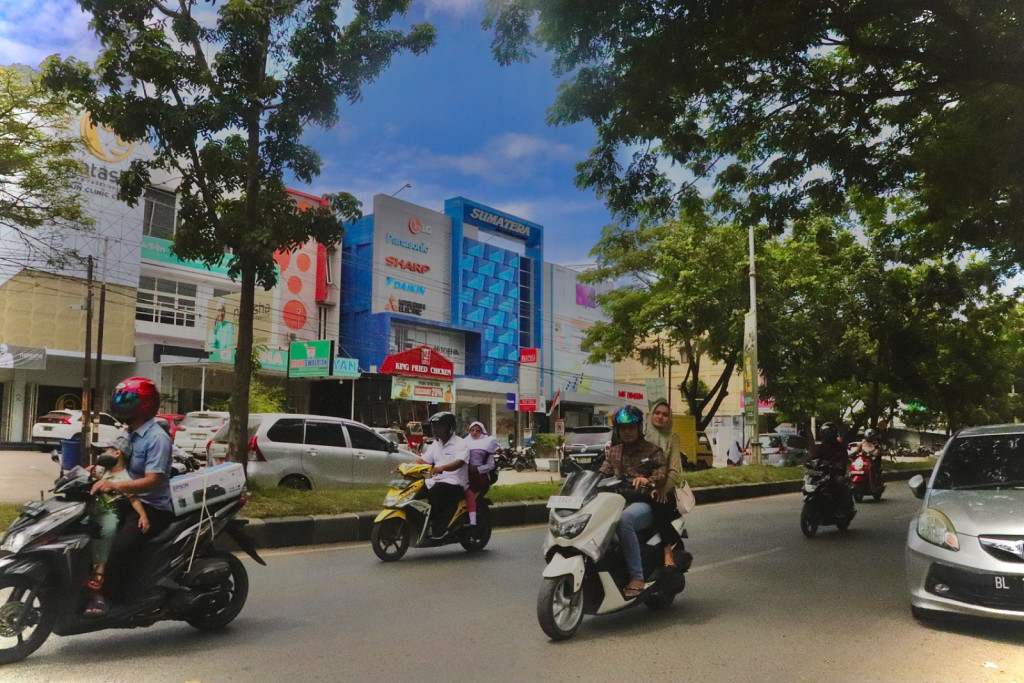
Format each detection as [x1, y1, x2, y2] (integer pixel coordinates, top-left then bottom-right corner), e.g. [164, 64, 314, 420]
[229, 468, 931, 551]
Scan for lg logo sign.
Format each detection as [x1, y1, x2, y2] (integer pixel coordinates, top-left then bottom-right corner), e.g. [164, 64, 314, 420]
[408, 217, 432, 236]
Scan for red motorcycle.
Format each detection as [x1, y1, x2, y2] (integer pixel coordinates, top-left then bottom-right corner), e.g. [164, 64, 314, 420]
[850, 451, 885, 502]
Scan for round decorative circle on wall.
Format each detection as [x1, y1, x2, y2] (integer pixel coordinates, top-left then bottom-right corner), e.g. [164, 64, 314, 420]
[283, 299, 308, 330]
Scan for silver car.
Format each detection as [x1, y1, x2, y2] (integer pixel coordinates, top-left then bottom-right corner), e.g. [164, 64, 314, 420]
[212, 413, 411, 490]
[906, 423, 1024, 621]
[173, 411, 229, 457]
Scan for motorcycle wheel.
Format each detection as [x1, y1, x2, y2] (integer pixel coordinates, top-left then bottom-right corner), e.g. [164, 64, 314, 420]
[459, 510, 492, 552]
[187, 552, 249, 630]
[645, 575, 683, 610]
[537, 575, 584, 641]
[371, 518, 410, 562]
[514, 461, 526, 472]
[0, 576, 54, 664]
[853, 492, 864, 503]
[800, 502, 820, 538]
[872, 489, 884, 501]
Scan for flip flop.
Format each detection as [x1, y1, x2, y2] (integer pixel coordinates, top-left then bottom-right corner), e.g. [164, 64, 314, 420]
[84, 597, 109, 618]
[86, 571, 104, 591]
[623, 580, 645, 599]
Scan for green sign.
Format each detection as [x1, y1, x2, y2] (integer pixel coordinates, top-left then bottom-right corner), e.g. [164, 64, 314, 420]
[142, 235, 233, 276]
[289, 340, 333, 378]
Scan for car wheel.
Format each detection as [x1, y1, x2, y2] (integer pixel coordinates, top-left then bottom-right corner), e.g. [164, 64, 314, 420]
[853, 492, 864, 503]
[279, 475, 312, 491]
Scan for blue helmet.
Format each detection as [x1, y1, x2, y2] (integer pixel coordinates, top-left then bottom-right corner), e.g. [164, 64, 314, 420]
[613, 406, 644, 428]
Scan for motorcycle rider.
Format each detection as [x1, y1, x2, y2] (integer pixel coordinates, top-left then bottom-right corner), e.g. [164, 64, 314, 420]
[598, 405, 667, 599]
[463, 421, 498, 527]
[89, 377, 174, 600]
[416, 411, 468, 538]
[854, 428, 886, 467]
[812, 421, 855, 517]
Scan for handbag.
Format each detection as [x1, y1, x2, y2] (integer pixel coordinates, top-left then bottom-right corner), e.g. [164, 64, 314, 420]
[674, 480, 696, 514]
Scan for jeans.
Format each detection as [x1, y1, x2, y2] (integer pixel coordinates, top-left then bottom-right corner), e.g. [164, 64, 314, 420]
[618, 502, 654, 581]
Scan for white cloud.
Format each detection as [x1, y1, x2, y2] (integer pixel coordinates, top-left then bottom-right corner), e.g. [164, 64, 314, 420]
[0, 1, 98, 66]
[421, 0, 486, 19]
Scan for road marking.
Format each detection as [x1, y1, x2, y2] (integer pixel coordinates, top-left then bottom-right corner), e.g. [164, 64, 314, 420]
[690, 546, 785, 573]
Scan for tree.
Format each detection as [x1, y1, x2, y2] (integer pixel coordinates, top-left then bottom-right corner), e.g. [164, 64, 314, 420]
[578, 212, 749, 430]
[44, 0, 435, 468]
[0, 64, 92, 272]
[485, 1, 1024, 269]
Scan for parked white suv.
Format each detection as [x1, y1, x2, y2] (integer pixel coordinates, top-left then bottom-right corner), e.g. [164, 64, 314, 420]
[174, 411, 229, 457]
[210, 414, 411, 490]
[31, 410, 125, 447]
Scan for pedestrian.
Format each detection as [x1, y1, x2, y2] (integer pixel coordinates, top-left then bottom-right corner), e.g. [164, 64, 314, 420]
[727, 438, 745, 467]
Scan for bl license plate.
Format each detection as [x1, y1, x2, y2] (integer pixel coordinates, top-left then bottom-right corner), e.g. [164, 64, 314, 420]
[547, 495, 585, 510]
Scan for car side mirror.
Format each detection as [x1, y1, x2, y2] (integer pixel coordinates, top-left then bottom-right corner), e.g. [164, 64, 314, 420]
[389, 442, 398, 453]
[908, 474, 927, 499]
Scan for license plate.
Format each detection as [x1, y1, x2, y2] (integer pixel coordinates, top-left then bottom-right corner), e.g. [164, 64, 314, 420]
[42, 426, 52, 432]
[547, 495, 585, 510]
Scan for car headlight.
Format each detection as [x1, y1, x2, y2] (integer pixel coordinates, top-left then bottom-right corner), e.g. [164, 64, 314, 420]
[550, 514, 591, 539]
[916, 508, 959, 551]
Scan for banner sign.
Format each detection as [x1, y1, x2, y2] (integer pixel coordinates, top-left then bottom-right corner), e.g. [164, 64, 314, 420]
[743, 311, 759, 425]
[519, 347, 538, 364]
[332, 356, 361, 378]
[506, 392, 516, 410]
[289, 339, 333, 378]
[518, 397, 537, 412]
[391, 376, 455, 403]
[0, 344, 46, 370]
[379, 345, 454, 380]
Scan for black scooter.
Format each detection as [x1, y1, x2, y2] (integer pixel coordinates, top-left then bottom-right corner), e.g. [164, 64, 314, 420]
[800, 458, 856, 538]
[0, 456, 264, 664]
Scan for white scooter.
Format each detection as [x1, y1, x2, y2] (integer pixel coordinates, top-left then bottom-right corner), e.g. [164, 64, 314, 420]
[537, 468, 692, 640]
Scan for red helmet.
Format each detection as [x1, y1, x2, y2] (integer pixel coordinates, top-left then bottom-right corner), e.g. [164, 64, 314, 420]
[110, 377, 161, 422]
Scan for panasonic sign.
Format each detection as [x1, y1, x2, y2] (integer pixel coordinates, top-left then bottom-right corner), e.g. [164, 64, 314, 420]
[467, 207, 531, 239]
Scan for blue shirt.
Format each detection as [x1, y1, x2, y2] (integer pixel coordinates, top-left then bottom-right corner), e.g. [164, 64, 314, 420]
[126, 418, 173, 511]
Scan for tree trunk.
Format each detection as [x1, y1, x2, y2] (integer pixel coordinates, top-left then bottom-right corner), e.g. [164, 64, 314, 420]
[227, 265, 256, 474]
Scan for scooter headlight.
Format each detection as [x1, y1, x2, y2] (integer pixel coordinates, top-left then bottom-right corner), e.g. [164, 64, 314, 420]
[550, 514, 591, 539]
[852, 458, 865, 472]
[916, 508, 959, 551]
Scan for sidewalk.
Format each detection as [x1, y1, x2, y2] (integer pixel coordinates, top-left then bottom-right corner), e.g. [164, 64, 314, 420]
[0, 450, 930, 551]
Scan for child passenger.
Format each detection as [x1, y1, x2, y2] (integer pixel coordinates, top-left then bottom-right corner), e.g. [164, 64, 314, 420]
[463, 421, 498, 526]
[84, 435, 149, 617]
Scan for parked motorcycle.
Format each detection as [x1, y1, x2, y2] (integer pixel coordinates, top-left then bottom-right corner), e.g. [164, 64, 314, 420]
[511, 446, 538, 472]
[0, 459, 264, 664]
[537, 468, 692, 640]
[849, 452, 885, 502]
[495, 448, 516, 470]
[370, 463, 492, 561]
[800, 458, 856, 538]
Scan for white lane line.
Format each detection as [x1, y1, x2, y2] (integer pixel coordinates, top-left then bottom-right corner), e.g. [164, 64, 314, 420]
[690, 546, 786, 573]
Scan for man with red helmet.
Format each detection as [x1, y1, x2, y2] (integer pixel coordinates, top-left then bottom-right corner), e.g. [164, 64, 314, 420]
[87, 377, 173, 612]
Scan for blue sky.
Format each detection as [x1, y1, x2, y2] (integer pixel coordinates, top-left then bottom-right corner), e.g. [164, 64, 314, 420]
[0, 0, 616, 266]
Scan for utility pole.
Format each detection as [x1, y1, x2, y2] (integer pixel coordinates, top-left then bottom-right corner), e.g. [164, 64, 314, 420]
[744, 226, 762, 465]
[93, 239, 108, 446]
[80, 256, 94, 467]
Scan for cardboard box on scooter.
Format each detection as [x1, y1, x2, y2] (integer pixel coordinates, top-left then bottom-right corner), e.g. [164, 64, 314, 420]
[170, 463, 245, 516]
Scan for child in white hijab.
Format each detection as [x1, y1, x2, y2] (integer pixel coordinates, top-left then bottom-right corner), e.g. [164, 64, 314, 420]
[464, 421, 499, 525]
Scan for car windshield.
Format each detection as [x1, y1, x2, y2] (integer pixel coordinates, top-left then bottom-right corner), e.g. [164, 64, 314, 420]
[934, 434, 1024, 490]
[564, 429, 611, 447]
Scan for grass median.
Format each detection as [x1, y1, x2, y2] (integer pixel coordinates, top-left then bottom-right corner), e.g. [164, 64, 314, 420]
[0, 459, 934, 531]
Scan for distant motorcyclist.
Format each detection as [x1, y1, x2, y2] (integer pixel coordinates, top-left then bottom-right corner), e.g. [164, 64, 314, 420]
[854, 428, 886, 465]
[416, 411, 467, 538]
[812, 422, 854, 516]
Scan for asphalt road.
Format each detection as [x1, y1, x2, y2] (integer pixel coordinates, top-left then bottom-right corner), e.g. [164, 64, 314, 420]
[4, 481, 1023, 682]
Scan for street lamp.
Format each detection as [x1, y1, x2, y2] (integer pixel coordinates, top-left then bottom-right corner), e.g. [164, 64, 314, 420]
[390, 183, 412, 197]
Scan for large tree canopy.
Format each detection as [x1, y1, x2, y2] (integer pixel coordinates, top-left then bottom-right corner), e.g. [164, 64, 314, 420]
[485, 1, 1024, 269]
[45, 0, 435, 466]
[0, 65, 92, 272]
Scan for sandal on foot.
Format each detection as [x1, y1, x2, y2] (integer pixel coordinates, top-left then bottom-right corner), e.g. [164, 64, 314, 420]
[623, 580, 645, 599]
[86, 572, 104, 591]
[84, 597, 109, 618]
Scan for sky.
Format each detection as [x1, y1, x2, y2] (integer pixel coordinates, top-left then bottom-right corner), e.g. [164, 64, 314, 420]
[0, 0, 618, 267]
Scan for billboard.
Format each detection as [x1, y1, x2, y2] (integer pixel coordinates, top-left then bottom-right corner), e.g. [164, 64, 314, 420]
[371, 195, 451, 323]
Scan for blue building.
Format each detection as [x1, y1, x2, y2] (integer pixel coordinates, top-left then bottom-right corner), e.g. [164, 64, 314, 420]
[323, 194, 544, 437]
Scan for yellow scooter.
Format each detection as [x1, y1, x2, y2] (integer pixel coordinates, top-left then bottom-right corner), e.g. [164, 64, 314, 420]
[370, 463, 493, 561]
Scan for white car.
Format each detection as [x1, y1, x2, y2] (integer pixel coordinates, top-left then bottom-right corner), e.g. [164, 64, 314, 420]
[372, 428, 418, 458]
[174, 411, 230, 457]
[31, 410, 125, 447]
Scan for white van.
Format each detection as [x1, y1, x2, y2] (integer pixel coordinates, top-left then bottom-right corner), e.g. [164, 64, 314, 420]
[173, 411, 229, 457]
